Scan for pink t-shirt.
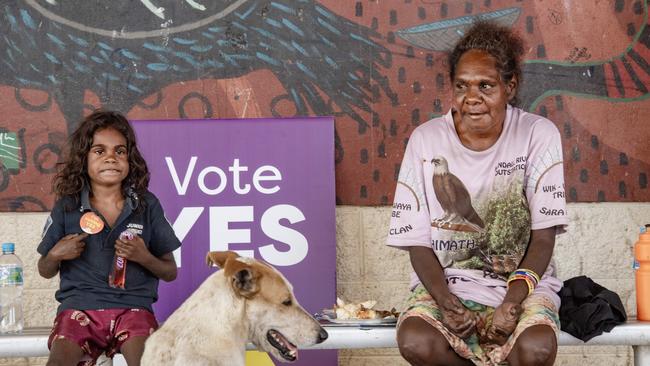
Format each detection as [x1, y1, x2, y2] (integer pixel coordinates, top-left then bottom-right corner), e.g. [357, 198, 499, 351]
[387, 105, 568, 308]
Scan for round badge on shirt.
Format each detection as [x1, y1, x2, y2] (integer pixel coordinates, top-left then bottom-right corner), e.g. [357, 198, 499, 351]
[80, 211, 104, 234]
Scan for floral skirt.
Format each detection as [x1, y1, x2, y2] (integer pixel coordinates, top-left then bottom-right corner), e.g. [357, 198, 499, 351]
[397, 285, 560, 366]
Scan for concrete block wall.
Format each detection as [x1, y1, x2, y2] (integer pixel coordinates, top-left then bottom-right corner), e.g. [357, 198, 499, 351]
[1, 202, 648, 365]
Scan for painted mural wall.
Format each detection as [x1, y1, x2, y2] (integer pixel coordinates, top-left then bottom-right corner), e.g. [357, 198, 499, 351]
[1, 0, 649, 211]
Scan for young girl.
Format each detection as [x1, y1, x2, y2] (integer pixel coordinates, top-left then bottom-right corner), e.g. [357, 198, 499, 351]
[37, 110, 181, 366]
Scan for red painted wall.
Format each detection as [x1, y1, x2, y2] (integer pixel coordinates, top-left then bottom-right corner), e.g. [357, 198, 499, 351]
[1, 0, 649, 211]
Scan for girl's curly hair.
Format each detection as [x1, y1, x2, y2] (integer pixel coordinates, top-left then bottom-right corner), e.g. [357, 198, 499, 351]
[448, 21, 525, 106]
[54, 110, 150, 208]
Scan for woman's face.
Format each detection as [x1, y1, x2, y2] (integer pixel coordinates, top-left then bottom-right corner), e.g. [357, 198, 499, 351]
[86, 127, 129, 188]
[451, 49, 516, 136]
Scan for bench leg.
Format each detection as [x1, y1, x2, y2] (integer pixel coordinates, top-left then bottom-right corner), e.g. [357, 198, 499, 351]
[634, 345, 650, 366]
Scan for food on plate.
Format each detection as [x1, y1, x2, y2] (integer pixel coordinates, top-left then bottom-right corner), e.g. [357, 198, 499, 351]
[331, 297, 400, 320]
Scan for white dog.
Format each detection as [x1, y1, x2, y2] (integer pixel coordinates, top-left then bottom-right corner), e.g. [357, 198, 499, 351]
[141, 251, 328, 365]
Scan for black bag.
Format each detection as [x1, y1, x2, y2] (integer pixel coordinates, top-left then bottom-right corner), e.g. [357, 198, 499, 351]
[558, 275, 627, 341]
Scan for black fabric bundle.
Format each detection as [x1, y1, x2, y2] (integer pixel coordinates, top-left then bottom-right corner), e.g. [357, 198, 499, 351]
[558, 275, 627, 342]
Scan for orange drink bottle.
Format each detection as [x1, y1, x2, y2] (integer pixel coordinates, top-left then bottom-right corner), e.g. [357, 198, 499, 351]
[635, 225, 650, 321]
[109, 230, 133, 289]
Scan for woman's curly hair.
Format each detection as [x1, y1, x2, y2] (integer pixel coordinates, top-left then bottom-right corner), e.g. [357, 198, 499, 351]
[54, 110, 150, 208]
[448, 21, 525, 106]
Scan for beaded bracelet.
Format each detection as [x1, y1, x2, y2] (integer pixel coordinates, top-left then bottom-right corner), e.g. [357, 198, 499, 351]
[511, 268, 540, 286]
[507, 268, 541, 296]
[507, 274, 535, 295]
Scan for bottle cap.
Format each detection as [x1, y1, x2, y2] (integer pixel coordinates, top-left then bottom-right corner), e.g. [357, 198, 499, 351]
[1, 243, 15, 253]
[119, 229, 135, 241]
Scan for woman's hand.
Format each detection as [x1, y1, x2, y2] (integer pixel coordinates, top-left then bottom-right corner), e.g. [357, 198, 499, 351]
[49, 233, 88, 261]
[439, 294, 477, 339]
[114, 235, 151, 264]
[407, 247, 476, 338]
[486, 301, 523, 345]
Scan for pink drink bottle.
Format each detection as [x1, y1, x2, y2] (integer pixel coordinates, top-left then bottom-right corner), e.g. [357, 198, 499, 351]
[109, 230, 133, 289]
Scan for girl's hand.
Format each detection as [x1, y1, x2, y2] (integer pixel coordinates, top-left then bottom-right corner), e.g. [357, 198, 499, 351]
[49, 233, 88, 261]
[439, 294, 477, 339]
[114, 235, 151, 264]
[486, 302, 523, 345]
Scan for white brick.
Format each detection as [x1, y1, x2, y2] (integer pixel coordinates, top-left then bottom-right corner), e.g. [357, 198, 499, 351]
[336, 207, 363, 283]
[360, 207, 411, 282]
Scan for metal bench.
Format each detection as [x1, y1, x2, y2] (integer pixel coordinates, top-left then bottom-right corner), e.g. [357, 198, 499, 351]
[2, 322, 650, 365]
[310, 321, 650, 365]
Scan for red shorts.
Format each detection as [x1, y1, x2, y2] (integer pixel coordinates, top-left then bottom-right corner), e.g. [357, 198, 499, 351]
[48, 308, 158, 365]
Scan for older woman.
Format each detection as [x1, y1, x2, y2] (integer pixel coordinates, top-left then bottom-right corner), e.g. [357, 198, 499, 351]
[387, 22, 567, 366]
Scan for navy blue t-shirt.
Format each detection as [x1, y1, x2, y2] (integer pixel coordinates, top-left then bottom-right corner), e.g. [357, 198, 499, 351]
[37, 188, 181, 314]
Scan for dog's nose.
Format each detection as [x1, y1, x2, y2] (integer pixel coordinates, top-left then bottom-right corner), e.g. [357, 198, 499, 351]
[317, 327, 328, 343]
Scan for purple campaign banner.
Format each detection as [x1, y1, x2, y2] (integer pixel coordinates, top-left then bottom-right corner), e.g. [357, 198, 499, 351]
[132, 117, 336, 365]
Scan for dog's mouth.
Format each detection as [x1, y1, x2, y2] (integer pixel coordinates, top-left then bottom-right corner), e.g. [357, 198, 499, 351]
[267, 329, 298, 361]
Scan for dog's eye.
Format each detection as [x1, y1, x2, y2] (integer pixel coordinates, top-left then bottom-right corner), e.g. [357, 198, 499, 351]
[282, 299, 292, 306]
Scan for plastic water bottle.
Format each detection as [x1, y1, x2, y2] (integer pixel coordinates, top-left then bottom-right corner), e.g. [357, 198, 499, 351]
[636, 225, 650, 321]
[0, 243, 23, 333]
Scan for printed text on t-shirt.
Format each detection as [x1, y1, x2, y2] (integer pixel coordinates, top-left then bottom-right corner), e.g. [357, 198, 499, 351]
[542, 183, 565, 199]
[432, 239, 477, 251]
[494, 156, 527, 176]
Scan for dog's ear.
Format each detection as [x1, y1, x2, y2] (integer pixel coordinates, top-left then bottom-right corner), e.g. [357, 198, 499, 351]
[232, 267, 260, 298]
[206, 251, 239, 268]
[224, 258, 261, 299]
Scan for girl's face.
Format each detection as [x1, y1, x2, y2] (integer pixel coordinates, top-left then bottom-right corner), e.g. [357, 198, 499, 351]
[86, 127, 129, 188]
[451, 49, 516, 136]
